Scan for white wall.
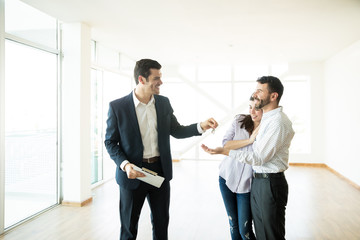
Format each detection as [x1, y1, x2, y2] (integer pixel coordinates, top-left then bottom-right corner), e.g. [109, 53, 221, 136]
[324, 40, 360, 186]
[61, 22, 92, 203]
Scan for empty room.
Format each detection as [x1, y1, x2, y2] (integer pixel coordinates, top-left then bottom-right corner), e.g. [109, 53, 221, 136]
[1, 0, 360, 239]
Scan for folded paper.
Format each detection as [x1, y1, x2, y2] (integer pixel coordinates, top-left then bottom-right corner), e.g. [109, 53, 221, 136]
[133, 165, 165, 188]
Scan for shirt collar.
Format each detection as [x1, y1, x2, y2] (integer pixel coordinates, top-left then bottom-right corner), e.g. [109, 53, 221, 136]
[132, 90, 155, 107]
[262, 106, 283, 120]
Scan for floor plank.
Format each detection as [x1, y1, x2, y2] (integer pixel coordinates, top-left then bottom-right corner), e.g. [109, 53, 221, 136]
[1, 161, 360, 240]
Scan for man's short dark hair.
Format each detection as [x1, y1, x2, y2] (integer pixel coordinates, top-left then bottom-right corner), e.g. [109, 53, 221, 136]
[256, 76, 284, 103]
[134, 59, 162, 84]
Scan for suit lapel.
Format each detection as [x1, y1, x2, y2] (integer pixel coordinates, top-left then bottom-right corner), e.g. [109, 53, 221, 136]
[125, 92, 142, 140]
[154, 95, 164, 136]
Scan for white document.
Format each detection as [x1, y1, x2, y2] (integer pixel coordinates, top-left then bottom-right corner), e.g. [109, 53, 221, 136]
[133, 165, 165, 188]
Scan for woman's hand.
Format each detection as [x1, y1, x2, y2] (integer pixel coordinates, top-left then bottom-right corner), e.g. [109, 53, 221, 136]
[249, 125, 260, 143]
[201, 144, 230, 156]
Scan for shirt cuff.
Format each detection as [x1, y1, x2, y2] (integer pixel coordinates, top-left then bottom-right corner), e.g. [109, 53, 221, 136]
[197, 123, 205, 134]
[120, 160, 130, 172]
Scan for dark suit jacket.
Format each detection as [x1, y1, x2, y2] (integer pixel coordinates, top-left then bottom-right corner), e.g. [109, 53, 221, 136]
[104, 92, 201, 190]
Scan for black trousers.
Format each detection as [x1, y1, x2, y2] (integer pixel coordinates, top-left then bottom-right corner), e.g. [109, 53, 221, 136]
[119, 161, 170, 240]
[250, 174, 288, 240]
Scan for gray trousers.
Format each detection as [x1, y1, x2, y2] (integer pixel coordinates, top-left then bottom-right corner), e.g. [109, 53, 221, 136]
[250, 174, 288, 240]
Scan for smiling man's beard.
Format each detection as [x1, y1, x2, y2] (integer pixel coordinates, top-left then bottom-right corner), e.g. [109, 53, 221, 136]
[255, 96, 271, 110]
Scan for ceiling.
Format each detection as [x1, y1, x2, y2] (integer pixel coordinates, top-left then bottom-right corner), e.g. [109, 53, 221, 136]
[21, 0, 360, 66]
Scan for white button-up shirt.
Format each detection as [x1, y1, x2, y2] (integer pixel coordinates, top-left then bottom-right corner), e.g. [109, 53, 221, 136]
[229, 107, 295, 173]
[133, 91, 160, 158]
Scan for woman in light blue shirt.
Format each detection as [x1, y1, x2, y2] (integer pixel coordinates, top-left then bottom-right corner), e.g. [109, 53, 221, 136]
[218, 96, 262, 240]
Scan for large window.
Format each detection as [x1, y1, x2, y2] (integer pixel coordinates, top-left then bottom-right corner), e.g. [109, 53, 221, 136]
[91, 57, 310, 174]
[281, 76, 311, 154]
[4, 40, 58, 228]
[161, 64, 311, 160]
[2, 0, 59, 231]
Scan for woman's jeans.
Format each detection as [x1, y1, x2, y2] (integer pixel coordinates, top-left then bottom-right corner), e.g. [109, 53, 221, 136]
[219, 176, 256, 240]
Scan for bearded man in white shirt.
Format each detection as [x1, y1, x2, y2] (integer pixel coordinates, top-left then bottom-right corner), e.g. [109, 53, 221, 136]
[202, 76, 295, 240]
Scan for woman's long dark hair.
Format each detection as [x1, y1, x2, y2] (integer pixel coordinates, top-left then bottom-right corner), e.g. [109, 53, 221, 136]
[239, 114, 254, 135]
[238, 96, 255, 135]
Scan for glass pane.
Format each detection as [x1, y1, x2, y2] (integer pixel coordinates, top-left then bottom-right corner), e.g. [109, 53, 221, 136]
[233, 82, 258, 110]
[162, 82, 201, 159]
[5, 0, 57, 49]
[197, 82, 231, 118]
[91, 69, 103, 184]
[162, 81, 232, 160]
[119, 54, 135, 76]
[91, 40, 96, 63]
[4, 40, 58, 228]
[178, 65, 197, 82]
[161, 82, 200, 123]
[97, 44, 119, 69]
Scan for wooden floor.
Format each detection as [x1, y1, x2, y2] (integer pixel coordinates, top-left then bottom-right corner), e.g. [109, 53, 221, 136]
[1, 160, 360, 240]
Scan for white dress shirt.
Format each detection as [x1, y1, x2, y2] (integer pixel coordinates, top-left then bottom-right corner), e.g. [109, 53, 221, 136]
[229, 107, 295, 173]
[133, 92, 160, 159]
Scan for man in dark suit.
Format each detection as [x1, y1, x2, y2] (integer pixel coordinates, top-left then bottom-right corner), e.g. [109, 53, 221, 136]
[104, 59, 218, 240]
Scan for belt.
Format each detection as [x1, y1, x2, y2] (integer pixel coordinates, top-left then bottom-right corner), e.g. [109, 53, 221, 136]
[253, 172, 284, 179]
[142, 156, 159, 163]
